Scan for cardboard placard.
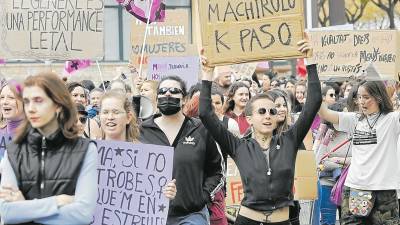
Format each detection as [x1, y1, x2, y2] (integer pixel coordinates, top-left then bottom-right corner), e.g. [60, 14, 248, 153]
[198, 0, 306, 66]
[309, 30, 400, 81]
[225, 158, 243, 206]
[230, 62, 258, 79]
[93, 140, 174, 225]
[293, 150, 318, 200]
[0, 0, 104, 60]
[147, 56, 200, 88]
[130, 9, 195, 67]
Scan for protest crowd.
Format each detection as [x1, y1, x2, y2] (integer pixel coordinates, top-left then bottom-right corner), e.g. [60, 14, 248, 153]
[0, 0, 400, 225]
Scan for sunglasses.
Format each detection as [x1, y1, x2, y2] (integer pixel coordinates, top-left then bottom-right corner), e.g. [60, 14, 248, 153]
[78, 116, 87, 124]
[256, 107, 278, 116]
[158, 87, 183, 95]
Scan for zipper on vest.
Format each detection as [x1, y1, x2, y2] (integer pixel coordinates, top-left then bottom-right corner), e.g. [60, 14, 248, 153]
[40, 136, 47, 195]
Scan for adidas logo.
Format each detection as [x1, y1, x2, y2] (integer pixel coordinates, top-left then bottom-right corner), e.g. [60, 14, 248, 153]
[183, 136, 196, 145]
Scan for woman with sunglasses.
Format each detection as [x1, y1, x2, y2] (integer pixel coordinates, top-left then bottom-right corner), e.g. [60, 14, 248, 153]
[0, 72, 97, 224]
[76, 103, 89, 137]
[322, 86, 337, 106]
[140, 76, 223, 225]
[200, 40, 322, 225]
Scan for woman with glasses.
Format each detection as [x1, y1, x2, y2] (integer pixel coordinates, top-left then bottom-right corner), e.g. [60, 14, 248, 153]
[0, 72, 97, 224]
[322, 86, 337, 106]
[76, 103, 88, 137]
[140, 75, 223, 225]
[98, 90, 177, 196]
[199, 39, 322, 225]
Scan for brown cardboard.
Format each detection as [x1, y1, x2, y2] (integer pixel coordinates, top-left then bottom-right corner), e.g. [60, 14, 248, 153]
[309, 30, 400, 81]
[293, 150, 318, 200]
[130, 9, 196, 67]
[198, 0, 306, 66]
[0, 0, 104, 60]
[226, 149, 318, 205]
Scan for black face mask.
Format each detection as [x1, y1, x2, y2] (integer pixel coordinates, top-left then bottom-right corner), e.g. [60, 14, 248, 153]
[157, 97, 181, 115]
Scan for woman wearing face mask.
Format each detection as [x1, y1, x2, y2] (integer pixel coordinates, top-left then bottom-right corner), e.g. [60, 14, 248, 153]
[140, 76, 223, 225]
[224, 82, 251, 135]
[200, 40, 321, 225]
[0, 82, 24, 136]
[98, 90, 176, 199]
[319, 80, 400, 224]
[0, 72, 97, 224]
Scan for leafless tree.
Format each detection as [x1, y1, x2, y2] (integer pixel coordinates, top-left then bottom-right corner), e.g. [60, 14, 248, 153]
[370, 0, 399, 29]
[345, 0, 370, 24]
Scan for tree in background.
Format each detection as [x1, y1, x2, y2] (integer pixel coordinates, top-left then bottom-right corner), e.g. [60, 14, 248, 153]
[318, 0, 330, 27]
[345, 0, 370, 24]
[370, 0, 399, 29]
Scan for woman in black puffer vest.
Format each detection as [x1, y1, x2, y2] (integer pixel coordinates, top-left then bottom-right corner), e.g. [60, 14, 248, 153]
[0, 72, 97, 225]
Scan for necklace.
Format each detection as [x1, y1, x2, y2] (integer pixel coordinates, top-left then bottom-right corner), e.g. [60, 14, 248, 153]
[365, 112, 381, 132]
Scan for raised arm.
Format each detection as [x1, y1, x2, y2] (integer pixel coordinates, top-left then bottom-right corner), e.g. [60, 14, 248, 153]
[319, 101, 339, 124]
[290, 64, 323, 146]
[199, 54, 241, 157]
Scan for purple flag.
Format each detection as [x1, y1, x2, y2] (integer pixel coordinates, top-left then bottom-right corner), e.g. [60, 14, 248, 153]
[64, 60, 92, 74]
[116, 0, 165, 23]
[0, 59, 5, 64]
[91, 140, 174, 225]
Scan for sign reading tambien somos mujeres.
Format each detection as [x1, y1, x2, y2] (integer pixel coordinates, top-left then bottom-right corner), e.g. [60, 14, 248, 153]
[198, 0, 306, 66]
[130, 9, 194, 67]
[0, 0, 104, 60]
[309, 30, 400, 81]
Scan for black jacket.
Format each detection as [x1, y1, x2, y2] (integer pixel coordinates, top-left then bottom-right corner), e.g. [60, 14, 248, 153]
[140, 115, 223, 216]
[199, 64, 322, 211]
[7, 128, 90, 225]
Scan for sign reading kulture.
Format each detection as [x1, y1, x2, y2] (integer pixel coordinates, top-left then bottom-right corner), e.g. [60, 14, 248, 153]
[0, 0, 104, 60]
[198, 0, 306, 66]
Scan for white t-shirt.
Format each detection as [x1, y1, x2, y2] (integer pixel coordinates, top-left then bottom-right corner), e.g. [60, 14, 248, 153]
[338, 112, 400, 190]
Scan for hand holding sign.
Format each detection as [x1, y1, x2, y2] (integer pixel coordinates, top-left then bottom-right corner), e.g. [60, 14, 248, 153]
[93, 140, 173, 225]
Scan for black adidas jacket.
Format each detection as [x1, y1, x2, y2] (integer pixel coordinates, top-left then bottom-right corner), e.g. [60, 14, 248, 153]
[199, 64, 322, 211]
[139, 115, 223, 216]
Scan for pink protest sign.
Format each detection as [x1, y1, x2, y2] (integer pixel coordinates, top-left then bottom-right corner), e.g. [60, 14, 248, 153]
[116, 0, 165, 23]
[91, 140, 174, 225]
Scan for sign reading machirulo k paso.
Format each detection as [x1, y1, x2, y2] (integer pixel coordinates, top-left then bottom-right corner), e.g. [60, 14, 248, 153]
[0, 0, 104, 60]
[198, 0, 306, 66]
[309, 30, 400, 81]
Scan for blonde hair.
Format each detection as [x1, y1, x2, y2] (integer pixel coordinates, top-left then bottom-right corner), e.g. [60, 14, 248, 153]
[100, 90, 139, 142]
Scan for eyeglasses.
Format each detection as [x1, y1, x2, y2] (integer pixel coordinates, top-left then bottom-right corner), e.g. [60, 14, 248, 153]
[78, 116, 87, 124]
[255, 107, 278, 116]
[158, 87, 183, 95]
[100, 109, 126, 117]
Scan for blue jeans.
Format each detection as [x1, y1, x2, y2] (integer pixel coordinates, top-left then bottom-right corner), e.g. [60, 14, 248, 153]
[167, 206, 210, 225]
[312, 181, 321, 225]
[319, 185, 337, 225]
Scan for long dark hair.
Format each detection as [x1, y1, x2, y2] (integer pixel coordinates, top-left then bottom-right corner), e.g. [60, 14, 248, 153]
[223, 82, 250, 113]
[14, 72, 79, 143]
[359, 81, 393, 117]
[267, 89, 290, 135]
